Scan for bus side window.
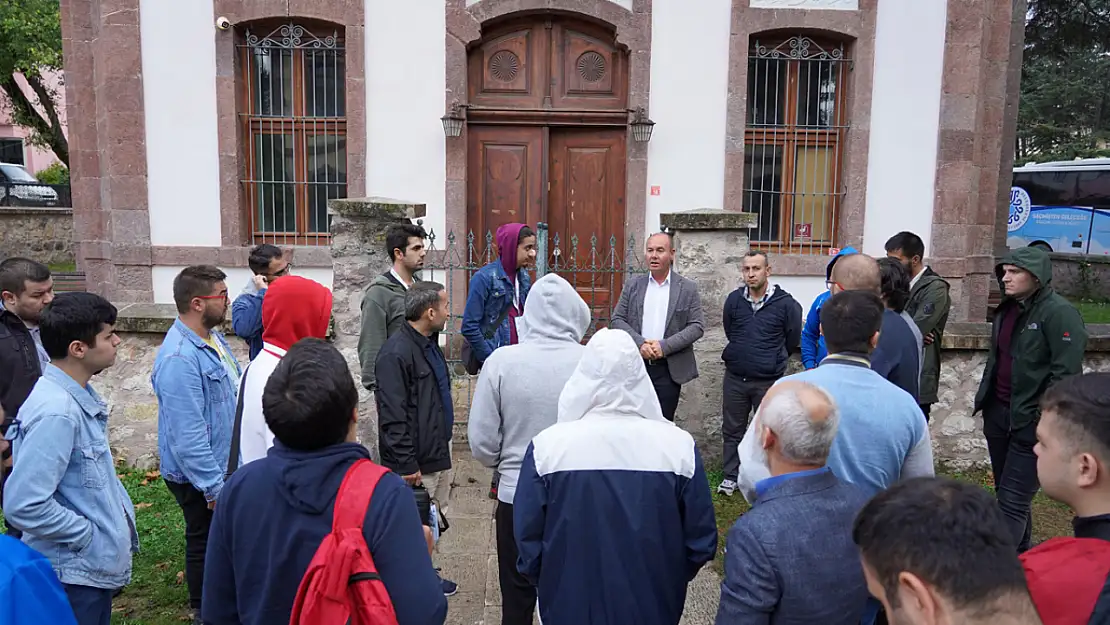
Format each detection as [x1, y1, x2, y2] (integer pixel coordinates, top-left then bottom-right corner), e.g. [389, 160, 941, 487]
[1024, 171, 1078, 206]
[1077, 171, 1110, 208]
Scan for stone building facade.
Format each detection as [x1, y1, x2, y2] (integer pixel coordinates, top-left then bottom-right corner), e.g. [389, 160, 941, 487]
[61, 0, 1026, 322]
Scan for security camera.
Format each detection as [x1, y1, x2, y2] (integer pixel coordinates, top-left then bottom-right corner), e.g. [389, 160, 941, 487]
[216, 16, 231, 31]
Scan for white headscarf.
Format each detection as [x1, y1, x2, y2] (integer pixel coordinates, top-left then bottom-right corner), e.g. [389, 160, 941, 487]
[557, 328, 668, 424]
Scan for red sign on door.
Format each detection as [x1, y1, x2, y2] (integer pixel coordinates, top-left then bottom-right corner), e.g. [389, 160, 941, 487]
[793, 223, 812, 240]
[650, 185, 661, 196]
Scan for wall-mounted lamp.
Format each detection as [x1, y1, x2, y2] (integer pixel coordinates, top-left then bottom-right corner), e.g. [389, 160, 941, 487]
[629, 106, 655, 143]
[441, 100, 468, 138]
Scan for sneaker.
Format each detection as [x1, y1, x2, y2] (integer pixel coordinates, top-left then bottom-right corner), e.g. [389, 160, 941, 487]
[717, 479, 737, 496]
[439, 574, 459, 597]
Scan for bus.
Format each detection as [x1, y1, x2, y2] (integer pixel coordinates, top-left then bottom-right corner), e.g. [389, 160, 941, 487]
[1009, 159, 1110, 256]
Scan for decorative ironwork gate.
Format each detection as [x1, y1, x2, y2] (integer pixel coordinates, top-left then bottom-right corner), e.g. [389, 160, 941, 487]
[421, 222, 647, 374]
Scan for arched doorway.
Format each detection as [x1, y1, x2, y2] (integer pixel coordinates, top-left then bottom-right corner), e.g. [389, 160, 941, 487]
[466, 13, 630, 317]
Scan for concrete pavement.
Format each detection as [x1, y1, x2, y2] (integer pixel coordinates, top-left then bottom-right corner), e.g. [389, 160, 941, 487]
[435, 445, 722, 625]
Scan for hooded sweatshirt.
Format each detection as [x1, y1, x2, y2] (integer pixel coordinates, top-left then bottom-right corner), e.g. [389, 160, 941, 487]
[973, 247, 1088, 430]
[201, 442, 447, 625]
[513, 328, 718, 625]
[496, 223, 526, 345]
[800, 247, 859, 369]
[237, 276, 333, 465]
[468, 274, 591, 504]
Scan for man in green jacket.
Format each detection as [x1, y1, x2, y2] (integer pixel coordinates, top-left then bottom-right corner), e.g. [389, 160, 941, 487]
[886, 231, 952, 421]
[973, 246, 1088, 552]
[358, 223, 427, 391]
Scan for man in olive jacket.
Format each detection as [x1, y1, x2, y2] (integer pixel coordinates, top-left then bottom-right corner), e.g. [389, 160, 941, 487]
[974, 246, 1088, 552]
[886, 232, 951, 420]
[358, 223, 426, 391]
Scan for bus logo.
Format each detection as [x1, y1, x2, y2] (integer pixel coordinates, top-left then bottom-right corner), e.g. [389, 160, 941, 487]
[1009, 186, 1032, 232]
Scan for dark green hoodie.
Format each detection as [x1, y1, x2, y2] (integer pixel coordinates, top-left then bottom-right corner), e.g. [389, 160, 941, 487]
[358, 272, 408, 390]
[973, 247, 1088, 430]
[906, 267, 951, 405]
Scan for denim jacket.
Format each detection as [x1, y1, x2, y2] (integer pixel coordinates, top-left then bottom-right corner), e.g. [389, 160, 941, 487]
[2, 365, 138, 590]
[153, 319, 241, 502]
[460, 260, 532, 363]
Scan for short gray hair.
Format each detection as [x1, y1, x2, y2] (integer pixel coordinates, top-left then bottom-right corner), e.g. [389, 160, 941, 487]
[404, 281, 445, 321]
[759, 382, 839, 465]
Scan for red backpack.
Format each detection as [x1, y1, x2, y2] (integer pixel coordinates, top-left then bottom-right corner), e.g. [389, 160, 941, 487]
[288, 459, 400, 625]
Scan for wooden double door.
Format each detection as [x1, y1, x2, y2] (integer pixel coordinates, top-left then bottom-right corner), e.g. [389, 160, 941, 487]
[467, 124, 627, 320]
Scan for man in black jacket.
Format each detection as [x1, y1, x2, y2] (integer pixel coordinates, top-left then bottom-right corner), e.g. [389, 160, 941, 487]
[374, 280, 457, 595]
[0, 257, 53, 537]
[717, 251, 802, 496]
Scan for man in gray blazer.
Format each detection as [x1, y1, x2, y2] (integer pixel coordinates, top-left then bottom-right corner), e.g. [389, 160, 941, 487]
[716, 380, 872, 624]
[611, 232, 705, 421]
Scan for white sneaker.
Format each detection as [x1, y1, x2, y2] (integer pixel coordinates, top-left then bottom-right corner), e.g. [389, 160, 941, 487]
[717, 479, 737, 496]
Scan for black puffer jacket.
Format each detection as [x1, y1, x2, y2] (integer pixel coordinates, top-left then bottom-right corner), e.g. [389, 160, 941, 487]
[0, 308, 42, 431]
[374, 323, 452, 476]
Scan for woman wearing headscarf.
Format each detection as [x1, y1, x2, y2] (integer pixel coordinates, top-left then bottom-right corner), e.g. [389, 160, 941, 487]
[512, 328, 718, 625]
[461, 222, 537, 498]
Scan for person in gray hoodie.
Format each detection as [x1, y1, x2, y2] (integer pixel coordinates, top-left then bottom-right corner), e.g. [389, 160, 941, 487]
[468, 273, 591, 625]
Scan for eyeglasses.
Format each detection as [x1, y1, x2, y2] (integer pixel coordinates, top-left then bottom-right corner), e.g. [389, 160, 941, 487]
[266, 262, 293, 281]
[825, 280, 844, 291]
[196, 293, 229, 301]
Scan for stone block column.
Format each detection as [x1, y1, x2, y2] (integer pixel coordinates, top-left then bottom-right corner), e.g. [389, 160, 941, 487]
[329, 197, 427, 451]
[660, 209, 757, 463]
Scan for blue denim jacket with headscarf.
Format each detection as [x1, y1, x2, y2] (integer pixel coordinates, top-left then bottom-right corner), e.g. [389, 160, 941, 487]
[460, 260, 531, 363]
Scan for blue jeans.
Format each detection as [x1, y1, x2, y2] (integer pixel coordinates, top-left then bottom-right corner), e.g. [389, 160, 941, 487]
[64, 584, 115, 625]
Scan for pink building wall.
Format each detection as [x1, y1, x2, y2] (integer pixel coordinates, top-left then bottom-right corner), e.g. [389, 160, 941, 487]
[0, 71, 67, 173]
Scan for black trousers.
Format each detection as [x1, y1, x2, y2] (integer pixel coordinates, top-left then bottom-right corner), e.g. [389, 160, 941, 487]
[646, 360, 681, 422]
[982, 400, 1039, 552]
[920, 403, 932, 423]
[722, 372, 775, 482]
[495, 501, 537, 625]
[165, 479, 214, 611]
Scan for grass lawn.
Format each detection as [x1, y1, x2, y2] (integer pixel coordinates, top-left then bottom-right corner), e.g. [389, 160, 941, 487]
[707, 465, 1074, 576]
[1, 468, 191, 625]
[1074, 299, 1110, 324]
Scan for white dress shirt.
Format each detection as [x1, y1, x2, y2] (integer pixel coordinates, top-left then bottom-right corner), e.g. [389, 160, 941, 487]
[390, 267, 413, 290]
[909, 266, 928, 291]
[642, 271, 671, 341]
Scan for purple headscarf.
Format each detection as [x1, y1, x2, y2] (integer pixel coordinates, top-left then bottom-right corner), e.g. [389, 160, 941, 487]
[496, 222, 527, 284]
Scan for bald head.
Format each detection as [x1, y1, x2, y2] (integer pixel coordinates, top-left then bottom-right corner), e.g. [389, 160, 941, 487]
[831, 253, 881, 294]
[759, 381, 839, 466]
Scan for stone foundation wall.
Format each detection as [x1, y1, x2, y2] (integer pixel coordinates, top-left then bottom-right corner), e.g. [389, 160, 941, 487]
[1049, 253, 1110, 300]
[0, 207, 74, 266]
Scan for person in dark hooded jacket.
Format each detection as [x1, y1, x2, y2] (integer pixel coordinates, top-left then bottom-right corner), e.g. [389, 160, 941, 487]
[974, 246, 1088, 552]
[201, 338, 447, 625]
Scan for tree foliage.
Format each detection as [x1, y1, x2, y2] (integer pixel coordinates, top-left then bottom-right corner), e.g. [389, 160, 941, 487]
[0, 0, 67, 166]
[1018, 0, 1110, 163]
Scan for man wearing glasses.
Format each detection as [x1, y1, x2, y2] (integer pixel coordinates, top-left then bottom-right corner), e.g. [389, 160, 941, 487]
[231, 244, 291, 360]
[153, 265, 241, 625]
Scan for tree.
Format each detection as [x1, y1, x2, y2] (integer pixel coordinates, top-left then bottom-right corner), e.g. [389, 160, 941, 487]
[1018, 0, 1110, 162]
[0, 0, 67, 166]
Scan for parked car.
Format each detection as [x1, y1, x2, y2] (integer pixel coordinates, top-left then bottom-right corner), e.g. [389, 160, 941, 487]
[0, 162, 60, 207]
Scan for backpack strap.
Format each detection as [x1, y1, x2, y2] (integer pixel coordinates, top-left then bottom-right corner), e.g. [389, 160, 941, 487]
[333, 459, 390, 532]
[225, 362, 252, 479]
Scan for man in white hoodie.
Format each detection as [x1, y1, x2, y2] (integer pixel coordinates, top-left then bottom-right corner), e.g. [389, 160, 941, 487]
[468, 273, 591, 625]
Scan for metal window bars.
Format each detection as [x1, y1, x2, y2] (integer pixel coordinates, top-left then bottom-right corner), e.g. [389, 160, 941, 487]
[240, 23, 347, 246]
[744, 35, 851, 254]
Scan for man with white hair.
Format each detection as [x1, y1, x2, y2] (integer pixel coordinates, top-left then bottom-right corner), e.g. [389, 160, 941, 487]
[513, 328, 717, 625]
[716, 381, 871, 624]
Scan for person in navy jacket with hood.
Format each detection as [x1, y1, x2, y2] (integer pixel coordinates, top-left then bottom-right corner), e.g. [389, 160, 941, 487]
[801, 246, 858, 369]
[514, 328, 718, 625]
[201, 338, 447, 625]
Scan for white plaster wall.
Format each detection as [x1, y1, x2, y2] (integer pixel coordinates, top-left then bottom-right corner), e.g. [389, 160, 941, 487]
[645, 0, 731, 237]
[466, 0, 632, 8]
[140, 0, 223, 247]
[862, 0, 947, 257]
[364, 0, 447, 238]
[151, 266, 334, 305]
[775, 276, 826, 318]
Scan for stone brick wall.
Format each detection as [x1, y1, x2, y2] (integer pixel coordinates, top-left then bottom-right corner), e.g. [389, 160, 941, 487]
[0, 207, 74, 266]
[1048, 253, 1110, 300]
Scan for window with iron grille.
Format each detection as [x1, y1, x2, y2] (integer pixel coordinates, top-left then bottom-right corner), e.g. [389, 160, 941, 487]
[744, 36, 850, 251]
[240, 22, 347, 245]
